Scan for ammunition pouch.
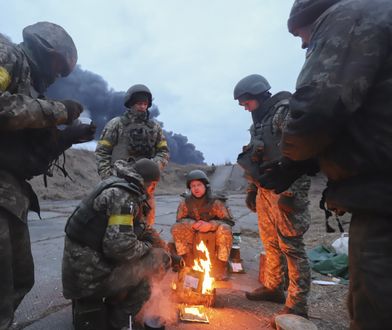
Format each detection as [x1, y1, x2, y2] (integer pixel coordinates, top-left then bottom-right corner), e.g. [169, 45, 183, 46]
[237, 148, 262, 184]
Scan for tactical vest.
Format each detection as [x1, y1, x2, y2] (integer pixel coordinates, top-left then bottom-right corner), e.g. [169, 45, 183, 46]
[111, 114, 159, 164]
[253, 91, 291, 163]
[184, 193, 227, 221]
[0, 127, 60, 179]
[64, 176, 146, 252]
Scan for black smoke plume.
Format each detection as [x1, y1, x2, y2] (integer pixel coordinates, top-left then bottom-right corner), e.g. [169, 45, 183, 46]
[46, 66, 205, 164]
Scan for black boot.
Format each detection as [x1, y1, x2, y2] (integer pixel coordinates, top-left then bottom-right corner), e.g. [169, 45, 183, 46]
[245, 286, 285, 303]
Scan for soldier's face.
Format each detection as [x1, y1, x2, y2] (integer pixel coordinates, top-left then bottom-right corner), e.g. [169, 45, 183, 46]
[293, 25, 313, 49]
[189, 180, 206, 198]
[239, 99, 259, 112]
[146, 181, 158, 196]
[134, 101, 149, 112]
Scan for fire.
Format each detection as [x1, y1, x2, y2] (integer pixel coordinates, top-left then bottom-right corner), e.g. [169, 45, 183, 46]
[192, 240, 214, 294]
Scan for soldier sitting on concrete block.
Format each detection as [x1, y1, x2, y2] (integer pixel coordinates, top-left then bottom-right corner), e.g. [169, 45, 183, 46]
[171, 169, 235, 280]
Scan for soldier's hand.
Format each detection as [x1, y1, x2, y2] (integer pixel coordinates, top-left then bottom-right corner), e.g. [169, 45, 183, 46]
[60, 100, 83, 124]
[192, 220, 213, 233]
[139, 228, 155, 245]
[259, 157, 319, 194]
[61, 123, 96, 145]
[245, 190, 257, 212]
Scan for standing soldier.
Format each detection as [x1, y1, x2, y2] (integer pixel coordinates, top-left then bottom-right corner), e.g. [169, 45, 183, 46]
[234, 74, 311, 325]
[96, 84, 169, 226]
[171, 170, 234, 280]
[0, 22, 95, 330]
[62, 158, 170, 330]
[264, 0, 392, 328]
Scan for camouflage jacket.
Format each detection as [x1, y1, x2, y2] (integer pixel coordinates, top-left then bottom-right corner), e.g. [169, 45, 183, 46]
[0, 34, 68, 130]
[176, 193, 235, 226]
[96, 108, 169, 179]
[0, 34, 70, 220]
[62, 176, 152, 298]
[282, 0, 392, 213]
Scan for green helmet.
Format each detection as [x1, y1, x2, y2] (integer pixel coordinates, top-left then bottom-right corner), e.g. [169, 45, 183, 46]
[22, 21, 77, 77]
[133, 158, 160, 182]
[233, 74, 271, 101]
[124, 84, 152, 108]
[185, 170, 210, 188]
[113, 158, 160, 183]
[288, 0, 341, 34]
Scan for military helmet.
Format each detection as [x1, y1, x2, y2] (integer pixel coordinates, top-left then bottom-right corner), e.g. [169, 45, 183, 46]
[113, 158, 160, 183]
[185, 170, 210, 188]
[288, 0, 341, 34]
[133, 158, 160, 182]
[124, 84, 152, 108]
[22, 21, 77, 77]
[233, 74, 271, 101]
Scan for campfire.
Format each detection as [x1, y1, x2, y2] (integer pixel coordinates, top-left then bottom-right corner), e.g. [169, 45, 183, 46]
[173, 240, 216, 309]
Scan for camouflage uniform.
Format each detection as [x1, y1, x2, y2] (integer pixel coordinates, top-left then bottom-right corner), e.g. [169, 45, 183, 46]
[62, 171, 169, 329]
[0, 32, 73, 330]
[245, 92, 311, 315]
[96, 108, 169, 226]
[284, 0, 392, 327]
[171, 193, 234, 262]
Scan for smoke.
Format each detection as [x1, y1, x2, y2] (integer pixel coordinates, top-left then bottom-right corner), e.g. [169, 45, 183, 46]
[136, 273, 178, 327]
[46, 65, 205, 164]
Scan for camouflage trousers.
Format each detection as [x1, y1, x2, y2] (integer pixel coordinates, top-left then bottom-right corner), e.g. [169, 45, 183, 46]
[63, 241, 170, 329]
[171, 219, 233, 262]
[0, 209, 34, 330]
[348, 212, 392, 330]
[256, 188, 311, 314]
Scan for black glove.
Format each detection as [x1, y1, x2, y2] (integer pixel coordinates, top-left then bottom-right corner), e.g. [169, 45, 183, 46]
[245, 190, 257, 212]
[139, 228, 155, 245]
[60, 100, 83, 124]
[170, 254, 185, 272]
[259, 157, 319, 194]
[60, 123, 96, 145]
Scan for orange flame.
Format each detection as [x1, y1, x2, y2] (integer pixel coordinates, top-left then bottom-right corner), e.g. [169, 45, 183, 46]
[192, 240, 214, 294]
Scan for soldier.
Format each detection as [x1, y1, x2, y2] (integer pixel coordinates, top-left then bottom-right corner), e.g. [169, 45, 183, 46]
[62, 158, 170, 330]
[171, 170, 234, 280]
[0, 22, 94, 330]
[95, 84, 169, 226]
[233, 74, 311, 324]
[264, 0, 392, 328]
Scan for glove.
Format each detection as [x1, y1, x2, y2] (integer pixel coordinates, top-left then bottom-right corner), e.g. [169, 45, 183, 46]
[259, 157, 319, 194]
[139, 228, 155, 245]
[60, 100, 83, 124]
[245, 190, 257, 212]
[192, 220, 214, 233]
[61, 123, 96, 144]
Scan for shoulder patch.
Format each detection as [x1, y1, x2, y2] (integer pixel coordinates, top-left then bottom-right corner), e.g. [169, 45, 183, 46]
[0, 66, 11, 91]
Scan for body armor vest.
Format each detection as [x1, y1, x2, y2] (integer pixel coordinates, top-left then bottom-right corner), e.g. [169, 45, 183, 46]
[253, 91, 291, 163]
[0, 128, 59, 179]
[64, 176, 146, 252]
[111, 114, 159, 165]
[184, 193, 227, 221]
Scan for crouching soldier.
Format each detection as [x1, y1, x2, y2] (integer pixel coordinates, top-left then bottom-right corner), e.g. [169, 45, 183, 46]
[171, 170, 234, 280]
[62, 158, 170, 330]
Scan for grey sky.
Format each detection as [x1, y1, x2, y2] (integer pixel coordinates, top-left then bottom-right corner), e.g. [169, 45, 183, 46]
[1, 0, 306, 164]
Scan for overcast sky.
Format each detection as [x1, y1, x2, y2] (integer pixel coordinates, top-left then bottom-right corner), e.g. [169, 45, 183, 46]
[1, 0, 306, 164]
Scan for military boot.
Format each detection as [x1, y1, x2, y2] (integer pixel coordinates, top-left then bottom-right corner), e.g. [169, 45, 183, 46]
[270, 306, 308, 329]
[245, 286, 285, 303]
